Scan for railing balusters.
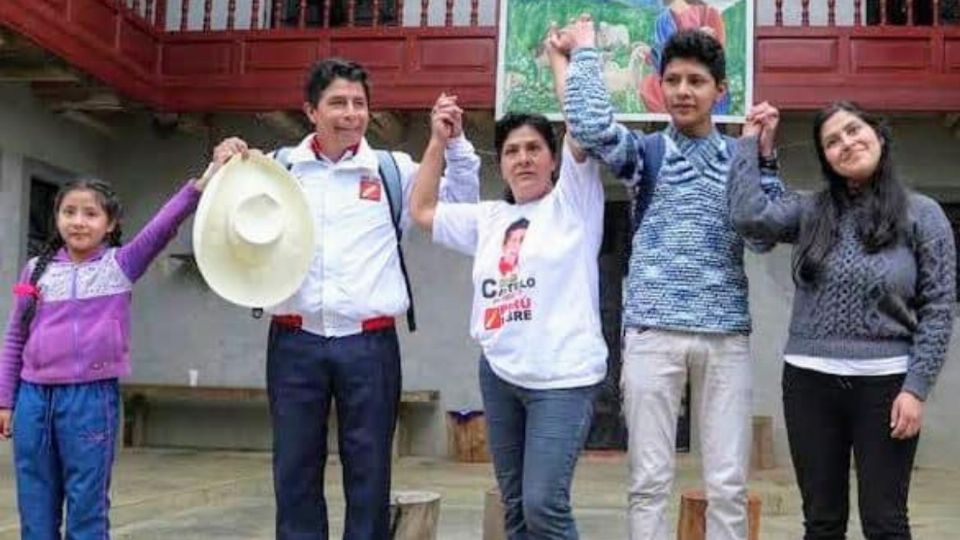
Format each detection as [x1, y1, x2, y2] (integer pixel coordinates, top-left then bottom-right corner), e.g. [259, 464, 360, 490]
[854, 0, 863, 25]
[828, 0, 836, 25]
[421, 0, 429, 26]
[323, 0, 332, 27]
[180, 0, 189, 31]
[348, 0, 356, 26]
[299, 0, 307, 28]
[933, 0, 940, 25]
[145, 0, 153, 24]
[273, 0, 283, 28]
[445, 0, 454, 26]
[397, 0, 405, 26]
[203, 0, 213, 30]
[801, 0, 810, 25]
[881, 0, 888, 25]
[775, 0, 783, 26]
[155, 0, 166, 29]
[470, 0, 479, 26]
[132, 0, 141, 14]
[227, 0, 237, 29]
[373, 0, 381, 26]
[907, 0, 914, 25]
[251, 0, 261, 30]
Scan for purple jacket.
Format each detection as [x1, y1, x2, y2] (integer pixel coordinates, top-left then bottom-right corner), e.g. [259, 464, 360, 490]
[0, 182, 201, 408]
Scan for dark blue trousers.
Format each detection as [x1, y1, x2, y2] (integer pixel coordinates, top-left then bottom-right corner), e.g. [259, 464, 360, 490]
[12, 379, 120, 540]
[267, 323, 401, 540]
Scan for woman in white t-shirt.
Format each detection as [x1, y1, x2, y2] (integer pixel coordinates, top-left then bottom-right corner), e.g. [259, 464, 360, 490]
[411, 105, 608, 539]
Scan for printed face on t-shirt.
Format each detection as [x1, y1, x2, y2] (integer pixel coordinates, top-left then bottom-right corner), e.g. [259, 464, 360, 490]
[499, 219, 529, 276]
[486, 218, 536, 331]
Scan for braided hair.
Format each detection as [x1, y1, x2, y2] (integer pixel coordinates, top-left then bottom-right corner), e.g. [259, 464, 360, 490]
[19, 179, 123, 330]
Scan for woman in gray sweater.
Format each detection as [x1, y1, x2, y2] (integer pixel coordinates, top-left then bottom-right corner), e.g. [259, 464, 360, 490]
[728, 101, 955, 539]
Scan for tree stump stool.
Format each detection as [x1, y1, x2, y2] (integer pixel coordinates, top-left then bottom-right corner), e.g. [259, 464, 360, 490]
[483, 486, 506, 540]
[389, 490, 441, 540]
[677, 489, 761, 540]
[750, 415, 775, 472]
[447, 410, 491, 462]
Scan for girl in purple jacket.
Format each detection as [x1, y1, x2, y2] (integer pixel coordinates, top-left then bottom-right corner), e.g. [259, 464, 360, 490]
[0, 166, 214, 538]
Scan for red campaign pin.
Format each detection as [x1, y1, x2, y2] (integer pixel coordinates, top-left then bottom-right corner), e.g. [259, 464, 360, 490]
[484, 307, 503, 330]
[359, 178, 382, 201]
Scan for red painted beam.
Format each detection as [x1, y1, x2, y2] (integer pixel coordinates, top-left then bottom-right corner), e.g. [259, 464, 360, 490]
[0, 0, 162, 105]
[755, 25, 960, 110]
[157, 27, 498, 111]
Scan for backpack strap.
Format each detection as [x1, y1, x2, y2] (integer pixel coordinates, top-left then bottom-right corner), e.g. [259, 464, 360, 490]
[376, 150, 416, 332]
[376, 150, 404, 235]
[630, 131, 666, 238]
[274, 146, 296, 171]
[262, 147, 416, 332]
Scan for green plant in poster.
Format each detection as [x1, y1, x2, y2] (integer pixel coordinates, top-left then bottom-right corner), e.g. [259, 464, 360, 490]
[495, 0, 753, 123]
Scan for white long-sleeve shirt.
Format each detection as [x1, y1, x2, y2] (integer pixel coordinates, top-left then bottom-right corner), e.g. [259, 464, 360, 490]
[269, 134, 481, 337]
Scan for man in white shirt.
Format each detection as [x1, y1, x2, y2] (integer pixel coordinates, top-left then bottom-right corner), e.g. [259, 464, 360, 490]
[213, 58, 480, 540]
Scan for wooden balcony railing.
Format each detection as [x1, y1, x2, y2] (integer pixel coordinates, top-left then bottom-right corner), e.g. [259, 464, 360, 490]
[1, 0, 958, 112]
[112, 0, 495, 31]
[760, 0, 959, 27]
[755, 0, 960, 108]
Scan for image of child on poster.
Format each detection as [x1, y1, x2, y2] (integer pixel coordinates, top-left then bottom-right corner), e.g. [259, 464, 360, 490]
[640, 0, 731, 114]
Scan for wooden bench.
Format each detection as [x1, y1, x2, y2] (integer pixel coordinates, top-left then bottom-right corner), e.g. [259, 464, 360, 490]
[120, 384, 439, 456]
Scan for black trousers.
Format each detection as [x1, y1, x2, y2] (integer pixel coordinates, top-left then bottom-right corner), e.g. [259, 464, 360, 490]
[782, 363, 919, 540]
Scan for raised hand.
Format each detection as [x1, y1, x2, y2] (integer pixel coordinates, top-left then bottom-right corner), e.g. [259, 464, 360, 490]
[563, 13, 596, 51]
[546, 22, 576, 57]
[744, 101, 780, 158]
[196, 136, 255, 191]
[430, 93, 463, 144]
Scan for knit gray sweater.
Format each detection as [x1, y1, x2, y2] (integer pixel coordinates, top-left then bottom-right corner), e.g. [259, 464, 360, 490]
[728, 136, 956, 399]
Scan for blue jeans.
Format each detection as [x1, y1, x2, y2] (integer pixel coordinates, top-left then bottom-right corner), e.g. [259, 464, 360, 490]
[267, 323, 401, 540]
[12, 379, 120, 540]
[479, 358, 598, 540]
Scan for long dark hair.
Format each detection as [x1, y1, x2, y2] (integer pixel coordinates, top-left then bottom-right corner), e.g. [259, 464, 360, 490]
[494, 113, 558, 204]
[20, 179, 124, 329]
[793, 101, 907, 284]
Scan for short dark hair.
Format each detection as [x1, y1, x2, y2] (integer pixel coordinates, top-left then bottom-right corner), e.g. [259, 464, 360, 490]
[494, 113, 558, 163]
[503, 218, 530, 244]
[304, 58, 370, 105]
[494, 113, 559, 204]
[660, 29, 726, 84]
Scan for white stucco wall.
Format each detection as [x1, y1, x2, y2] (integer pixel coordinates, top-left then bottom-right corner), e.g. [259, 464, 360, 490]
[1, 83, 959, 469]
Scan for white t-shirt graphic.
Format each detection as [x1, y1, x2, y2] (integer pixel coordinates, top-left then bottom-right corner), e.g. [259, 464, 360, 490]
[432, 145, 608, 389]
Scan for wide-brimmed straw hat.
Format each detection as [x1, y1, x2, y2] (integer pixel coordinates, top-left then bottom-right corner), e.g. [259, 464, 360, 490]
[193, 153, 314, 308]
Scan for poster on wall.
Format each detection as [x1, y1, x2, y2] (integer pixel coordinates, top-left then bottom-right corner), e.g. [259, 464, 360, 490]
[495, 0, 754, 123]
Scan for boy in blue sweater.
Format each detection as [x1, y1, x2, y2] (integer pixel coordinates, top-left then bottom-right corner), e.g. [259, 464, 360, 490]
[550, 17, 782, 540]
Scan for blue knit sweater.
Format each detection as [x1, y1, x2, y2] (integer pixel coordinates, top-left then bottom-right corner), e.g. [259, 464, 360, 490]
[564, 47, 783, 334]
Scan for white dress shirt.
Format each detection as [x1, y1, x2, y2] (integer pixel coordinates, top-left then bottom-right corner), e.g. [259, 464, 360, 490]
[269, 134, 481, 337]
